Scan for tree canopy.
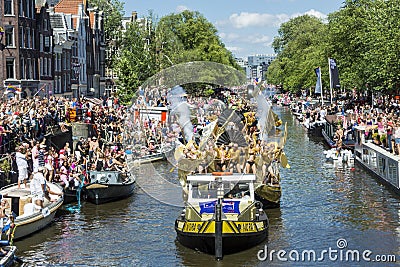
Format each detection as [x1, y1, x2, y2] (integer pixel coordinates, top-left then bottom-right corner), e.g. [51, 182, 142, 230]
[112, 10, 243, 102]
[266, 0, 400, 95]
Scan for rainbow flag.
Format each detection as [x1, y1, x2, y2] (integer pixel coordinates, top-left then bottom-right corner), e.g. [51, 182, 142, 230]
[7, 85, 21, 93]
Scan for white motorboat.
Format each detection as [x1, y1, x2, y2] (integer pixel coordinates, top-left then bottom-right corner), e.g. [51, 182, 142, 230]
[0, 182, 63, 240]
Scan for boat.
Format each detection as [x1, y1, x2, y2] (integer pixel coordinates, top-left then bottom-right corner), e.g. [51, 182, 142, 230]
[324, 148, 354, 164]
[62, 187, 82, 205]
[83, 170, 135, 204]
[125, 142, 176, 167]
[175, 172, 269, 259]
[353, 126, 400, 194]
[0, 182, 63, 240]
[0, 245, 17, 267]
[321, 114, 356, 149]
[254, 183, 281, 209]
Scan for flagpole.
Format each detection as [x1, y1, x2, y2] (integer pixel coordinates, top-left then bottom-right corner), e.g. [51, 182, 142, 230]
[33, 84, 46, 98]
[319, 67, 324, 105]
[328, 58, 333, 104]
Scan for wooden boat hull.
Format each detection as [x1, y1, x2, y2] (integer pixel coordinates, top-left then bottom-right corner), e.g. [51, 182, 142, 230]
[0, 182, 64, 240]
[83, 180, 135, 205]
[0, 245, 16, 267]
[175, 217, 268, 254]
[254, 184, 281, 209]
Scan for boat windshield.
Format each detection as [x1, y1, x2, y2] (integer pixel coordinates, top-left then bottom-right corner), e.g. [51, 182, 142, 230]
[190, 180, 250, 200]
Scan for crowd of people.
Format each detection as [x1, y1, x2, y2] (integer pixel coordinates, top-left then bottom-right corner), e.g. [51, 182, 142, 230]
[0, 86, 289, 198]
[0, 93, 130, 192]
[288, 91, 400, 155]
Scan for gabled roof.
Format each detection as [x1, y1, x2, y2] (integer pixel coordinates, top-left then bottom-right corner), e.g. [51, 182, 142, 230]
[54, 0, 86, 15]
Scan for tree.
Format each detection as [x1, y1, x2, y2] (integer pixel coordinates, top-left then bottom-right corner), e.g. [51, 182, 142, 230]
[155, 10, 241, 70]
[114, 18, 158, 104]
[267, 15, 328, 92]
[329, 0, 400, 92]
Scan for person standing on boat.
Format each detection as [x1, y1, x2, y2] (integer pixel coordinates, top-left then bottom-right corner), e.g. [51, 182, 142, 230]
[16, 146, 29, 189]
[334, 126, 344, 154]
[31, 141, 40, 173]
[31, 167, 46, 209]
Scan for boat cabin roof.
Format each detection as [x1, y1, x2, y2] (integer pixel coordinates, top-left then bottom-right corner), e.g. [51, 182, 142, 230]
[186, 173, 256, 183]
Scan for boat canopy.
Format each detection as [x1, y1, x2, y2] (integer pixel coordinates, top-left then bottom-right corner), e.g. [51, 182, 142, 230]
[186, 174, 256, 182]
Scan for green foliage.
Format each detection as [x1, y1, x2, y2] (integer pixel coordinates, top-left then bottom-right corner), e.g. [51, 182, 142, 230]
[267, 15, 328, 92]
[114, 10, 244, 100]
[268, 0, 400, 94]
[0, 159, 10, 173]
[155, 10, 242, 71]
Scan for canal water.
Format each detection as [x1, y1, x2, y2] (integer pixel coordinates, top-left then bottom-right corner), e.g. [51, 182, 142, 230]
[15, 106, 400, 266]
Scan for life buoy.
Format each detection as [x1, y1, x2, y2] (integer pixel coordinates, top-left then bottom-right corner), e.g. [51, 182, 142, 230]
[212, 172, 233, 176]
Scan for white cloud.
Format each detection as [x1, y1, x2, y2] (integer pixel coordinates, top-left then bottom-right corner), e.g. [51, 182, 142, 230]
[219, 32, 240, 41]
[248, 34, 270, 44]
[305, 9, 327, 20]
[219, 9, 327, 29]
[226, 46, 242, 52]
[176, 5, 189, 13]
[228, 12, 289, 28]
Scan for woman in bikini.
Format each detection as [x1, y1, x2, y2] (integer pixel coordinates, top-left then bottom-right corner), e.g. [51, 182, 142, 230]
[245, 143, 257, 174]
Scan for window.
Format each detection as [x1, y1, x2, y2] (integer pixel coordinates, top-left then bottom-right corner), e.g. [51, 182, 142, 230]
[19, 0, 23, 16]
[26, 27, 30, 48]
[40, 58, 43, 76]
[40, 34, 43, 52]
[4, 0, 13, 15]
[57, 53, 61, 71]
[26, 59, 31, 79]
[5, 26, 14, 47]
[19, 27, 24, 48]
[43, 58, 47, 76]
[6, 58, 15, 79]
[44, 36, 50, 52]
[48, 58, 51, 76]
[20, 58, 24, 79]
[32, 29, 35, 49]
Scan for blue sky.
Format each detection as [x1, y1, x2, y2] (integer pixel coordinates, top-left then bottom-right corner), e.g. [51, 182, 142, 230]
[124, 0, 345, 58]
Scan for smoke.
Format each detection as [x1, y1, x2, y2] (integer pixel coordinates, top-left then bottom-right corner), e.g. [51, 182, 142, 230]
[167, 86, 193, 142]
[256, 94, 274, 140]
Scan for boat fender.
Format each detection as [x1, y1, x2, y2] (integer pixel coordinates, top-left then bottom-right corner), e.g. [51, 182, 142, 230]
[42, 207, 50, 217]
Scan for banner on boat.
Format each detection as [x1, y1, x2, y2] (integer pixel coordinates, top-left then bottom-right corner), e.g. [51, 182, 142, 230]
[199, 200, 240, 214]
[133, 107, 168, 123]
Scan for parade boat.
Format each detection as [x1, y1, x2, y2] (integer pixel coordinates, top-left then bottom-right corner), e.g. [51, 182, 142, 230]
[353, 126, 400, 195]
[125, 144, 174, 165]
[322, 114, 356, 149]
[83, 171, 135, 205]
[0, 245, 17, 267]
[0, 182, 63, 240]
[175, 173, 268, 259]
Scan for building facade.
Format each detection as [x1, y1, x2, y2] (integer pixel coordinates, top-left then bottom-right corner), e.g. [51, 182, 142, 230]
[0, 0, 105, 99]
[0, 0, 39, 97]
